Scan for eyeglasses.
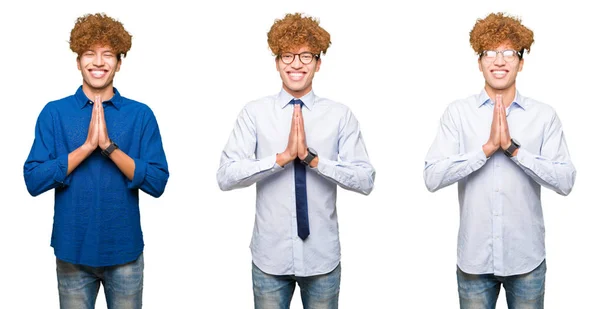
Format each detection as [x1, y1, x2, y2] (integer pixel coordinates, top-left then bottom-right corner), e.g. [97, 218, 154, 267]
[279, 52, 320, 65]
[480, 49, 523, 62]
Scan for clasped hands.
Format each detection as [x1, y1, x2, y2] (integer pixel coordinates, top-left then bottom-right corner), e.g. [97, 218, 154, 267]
[276, 104, 311, 167]
[83, 96, 112, 154]
[483, 94, 516, 157]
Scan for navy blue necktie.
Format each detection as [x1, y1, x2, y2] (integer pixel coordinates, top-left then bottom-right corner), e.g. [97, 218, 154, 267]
[292, 99, 310, 240]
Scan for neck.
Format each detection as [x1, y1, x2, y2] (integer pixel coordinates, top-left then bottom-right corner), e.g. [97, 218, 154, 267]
[283, 85, 312, 99]
[82, 83, 114, 102]
[484, 84, 516, 104]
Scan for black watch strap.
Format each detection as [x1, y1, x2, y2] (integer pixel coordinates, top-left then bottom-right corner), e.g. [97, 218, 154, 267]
[101, 140, 119, 157]
[302, 152, 315, 166]
[503, 139, 520, 157]
[301, 147, 318, 166]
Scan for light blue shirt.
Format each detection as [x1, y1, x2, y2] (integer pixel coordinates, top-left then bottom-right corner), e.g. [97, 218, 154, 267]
[217, 89, 375, 276]
[424, 90, 576, 276]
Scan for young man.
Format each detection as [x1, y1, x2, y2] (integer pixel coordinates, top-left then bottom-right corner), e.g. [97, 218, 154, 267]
[424, 13, 576, 309]
[24, 13, 169, 309]
[217, 13, 375, 309]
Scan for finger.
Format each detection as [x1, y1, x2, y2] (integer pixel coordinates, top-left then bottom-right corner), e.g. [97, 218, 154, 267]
[294, 109, 300, 135]
[96, 98, 101, 131]
[497, 101, 503, 131]
[298, 106, 305, 133]
[98, 98, 105, 124]
[498, 99, 507, 124]
[91, 97, 99, 126]
[89, 101, 97, 126]
[291, 104, 298, 130]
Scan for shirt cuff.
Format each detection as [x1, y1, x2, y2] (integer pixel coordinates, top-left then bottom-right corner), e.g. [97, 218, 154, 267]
[54, 154, 71, 186]
[476, 149, 489, 162]
[260, 154, 283, 172]
[510, 148, 528, 166]
[128, 158, 147, 189]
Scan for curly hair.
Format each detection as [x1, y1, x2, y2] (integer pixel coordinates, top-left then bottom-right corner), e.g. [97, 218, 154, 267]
[469, 12, 534, 56]
[69, 13, 132, 59]
[267, 13, 331, 56]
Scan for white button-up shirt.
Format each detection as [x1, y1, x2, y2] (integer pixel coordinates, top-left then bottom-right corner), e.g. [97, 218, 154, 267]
[424, 90, 576, 276]
[218, 89, 375, 276]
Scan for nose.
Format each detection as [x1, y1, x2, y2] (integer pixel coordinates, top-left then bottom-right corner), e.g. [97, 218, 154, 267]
[290, 54, 303, 68]
[493, 53, 506, 65]
[93, 53, 104, 66]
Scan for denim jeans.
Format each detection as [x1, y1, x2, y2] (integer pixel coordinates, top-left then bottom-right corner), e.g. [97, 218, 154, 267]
[457, 260, 546, 309]
[56, 253, 144, 309]
[252, 262, 341, 309]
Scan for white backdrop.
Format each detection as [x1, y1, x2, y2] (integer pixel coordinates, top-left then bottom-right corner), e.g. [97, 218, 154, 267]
[1, 0, 597, 308]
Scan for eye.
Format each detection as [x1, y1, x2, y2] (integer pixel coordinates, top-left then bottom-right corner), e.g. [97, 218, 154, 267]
[484, 51, 497, 58]
[300, 53, 313, 61]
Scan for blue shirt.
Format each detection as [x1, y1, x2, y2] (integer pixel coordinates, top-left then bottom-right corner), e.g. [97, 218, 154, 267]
[217, 89, 375, 277]
[24, 86, 169, 267]
[424, 90, 576, 276]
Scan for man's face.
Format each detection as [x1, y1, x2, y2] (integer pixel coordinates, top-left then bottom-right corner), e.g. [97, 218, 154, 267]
[276, 45, 321, 98]
[77, 45, 121, 93]
[478, 42, 524, 93]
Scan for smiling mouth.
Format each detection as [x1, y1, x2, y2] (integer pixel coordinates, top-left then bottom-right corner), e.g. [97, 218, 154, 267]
[288, 72, 305, 81]
[89, 69, 108, 78]
[491, 70, 508, 78]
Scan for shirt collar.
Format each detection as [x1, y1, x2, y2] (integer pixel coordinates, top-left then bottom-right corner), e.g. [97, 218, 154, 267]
[277, 89, 316, 110]
[76, 86, 123, 110]
[477, 89, 527, 110]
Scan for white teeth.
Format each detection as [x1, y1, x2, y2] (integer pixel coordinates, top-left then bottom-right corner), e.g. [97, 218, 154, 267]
[289, 72, 304, 81]
[91, 71, 105, 77]
[492, 71, 507, 77]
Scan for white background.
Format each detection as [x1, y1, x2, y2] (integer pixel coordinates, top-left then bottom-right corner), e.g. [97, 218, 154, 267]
[1, 0, 597, 308]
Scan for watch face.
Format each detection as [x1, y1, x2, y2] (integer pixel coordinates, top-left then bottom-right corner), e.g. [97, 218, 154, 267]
[308, 147, 318, 156]
[513, 139, 520, 147]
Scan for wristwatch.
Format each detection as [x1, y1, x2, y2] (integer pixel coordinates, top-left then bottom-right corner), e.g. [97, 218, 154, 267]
[101, 140, 119, 157]
[301, 147, 318, 166]
[503, 138, 520, 157]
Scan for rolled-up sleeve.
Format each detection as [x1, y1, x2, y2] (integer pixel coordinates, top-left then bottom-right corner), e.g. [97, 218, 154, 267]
[24, 105, 72, 196]
[127, 110, 169, 197]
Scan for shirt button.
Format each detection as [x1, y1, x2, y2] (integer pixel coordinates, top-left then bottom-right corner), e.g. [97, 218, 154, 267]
[495, 188, 499, 192]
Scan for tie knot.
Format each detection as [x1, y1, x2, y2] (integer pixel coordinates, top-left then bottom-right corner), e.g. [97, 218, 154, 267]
[291, 99, 303, 107]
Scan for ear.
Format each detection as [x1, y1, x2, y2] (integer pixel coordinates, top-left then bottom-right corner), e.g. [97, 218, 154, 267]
[275, 57, 280, 71]
[315, 58, 321, 72]
[116, 59, 122, 72]
[77, 57, 81, 71]
[478, 59, 483, 72]
[518, 58, 524, 72]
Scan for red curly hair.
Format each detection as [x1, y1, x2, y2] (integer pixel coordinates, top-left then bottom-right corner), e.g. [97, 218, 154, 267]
[267, 13, 331, 56]
[470, 12, 534, 56]
[69, 13, 132, 59]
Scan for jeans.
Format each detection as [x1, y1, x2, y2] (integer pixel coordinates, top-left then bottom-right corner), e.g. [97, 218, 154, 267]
[457, 260, 546, 309]
[56, 253, 144, 309]
[252, 262, 341, 309]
